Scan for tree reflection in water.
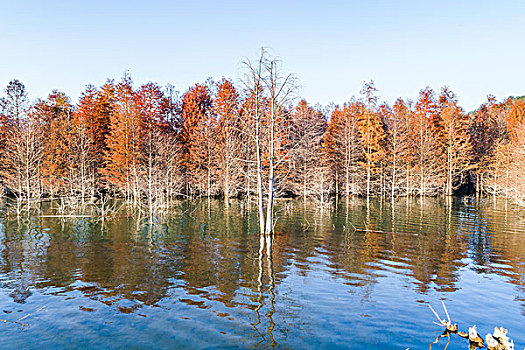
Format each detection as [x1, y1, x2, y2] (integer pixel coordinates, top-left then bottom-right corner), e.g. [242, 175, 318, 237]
[0, 197, 523, 349]
[253, 231, 277, 349]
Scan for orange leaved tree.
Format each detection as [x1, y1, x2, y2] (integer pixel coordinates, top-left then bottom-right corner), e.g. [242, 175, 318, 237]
[179, 83, 215, 197]
[214, 78, 241, 199]
[437, 88, 473, 196]
[104, 75, 142, 202]
[39, 91, 75, 196]
[358, 81, 385, 199]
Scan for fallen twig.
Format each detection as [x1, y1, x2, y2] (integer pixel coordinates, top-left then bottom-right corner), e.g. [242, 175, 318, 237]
[1, 315, 29, 330]
[0, 305, 46, 331]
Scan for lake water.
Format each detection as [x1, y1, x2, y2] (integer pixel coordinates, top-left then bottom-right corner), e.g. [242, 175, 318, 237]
[0, 197, 524, 349]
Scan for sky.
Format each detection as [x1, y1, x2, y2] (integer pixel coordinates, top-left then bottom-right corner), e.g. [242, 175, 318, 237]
[1, 0, 524, 111]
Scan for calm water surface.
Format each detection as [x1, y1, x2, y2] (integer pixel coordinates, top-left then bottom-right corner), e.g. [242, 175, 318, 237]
[0, 197, 524, 349]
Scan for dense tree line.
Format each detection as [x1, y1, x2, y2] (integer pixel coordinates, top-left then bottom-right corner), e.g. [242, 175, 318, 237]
[1, 61, 524, 211]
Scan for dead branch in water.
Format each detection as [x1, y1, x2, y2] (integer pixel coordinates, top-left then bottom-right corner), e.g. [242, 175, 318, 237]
[427, 302, 515, 350]
[0, 305, 46, 331]
[356, 228, 419, 236]
[1, 314, 30, 330]
[428, 301, 457, 333]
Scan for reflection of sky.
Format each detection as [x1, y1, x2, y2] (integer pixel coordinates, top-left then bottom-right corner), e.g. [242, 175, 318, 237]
[0, 197, 524, 349]
[1, 1, 524, 111]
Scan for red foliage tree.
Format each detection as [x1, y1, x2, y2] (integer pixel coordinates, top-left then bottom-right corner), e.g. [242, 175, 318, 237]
[103, 76, 142, 201]
[179, 83, 214, 196]
[214, 79, 240, 198]
[39, 91, 74, 195]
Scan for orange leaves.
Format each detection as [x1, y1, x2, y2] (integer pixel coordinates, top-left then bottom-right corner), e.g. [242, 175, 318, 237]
[323, 103, 361, 163]
[214, 79, 240, 197]
[135, 82, 169, 130]
[179, 83, 215, 192]
[357, 110, 384, 167]
[323, 92, 386, 175]
[104, 78, 139, 187]
[103, 78, 172, 195]
[214, 79, 238, 126]
[214, 79, 239, 155]
[180, 84, 213, 147]
[73, 85, 109, 163]
[505, 98, 525, 140]
[0, 72, 523, 202]
[38, 91, 74, 190]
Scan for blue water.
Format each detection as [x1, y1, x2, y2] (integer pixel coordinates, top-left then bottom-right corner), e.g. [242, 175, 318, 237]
[0, 197, 523, 349]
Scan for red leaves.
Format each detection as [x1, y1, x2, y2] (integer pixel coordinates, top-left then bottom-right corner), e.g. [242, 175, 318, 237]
[179, 84, 214, 189]
[103, 79, 173, 194]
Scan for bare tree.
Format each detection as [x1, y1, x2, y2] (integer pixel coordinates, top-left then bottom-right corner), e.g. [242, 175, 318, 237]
[323, 102, 364, 197]
[288, 100, 328, 200]
[1, 80, 43, 212]
[241, 49, 297, 235]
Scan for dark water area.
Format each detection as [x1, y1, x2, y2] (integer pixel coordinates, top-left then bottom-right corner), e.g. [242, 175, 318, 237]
[0, 197, 524, 349]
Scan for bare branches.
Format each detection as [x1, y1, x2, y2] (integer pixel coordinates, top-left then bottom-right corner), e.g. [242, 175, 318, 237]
[427, 302, 516, 350]
[428, 301, 457, 332]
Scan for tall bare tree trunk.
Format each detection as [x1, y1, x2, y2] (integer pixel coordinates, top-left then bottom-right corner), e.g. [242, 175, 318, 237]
[265, 100, 276, 235]
[255, 92, 266, 234]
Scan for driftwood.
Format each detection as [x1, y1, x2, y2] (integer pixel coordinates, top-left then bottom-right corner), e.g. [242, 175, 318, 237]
[485, 327, 515, 350]
[428, 302, 515, 350]
[465, 325, 485, 348]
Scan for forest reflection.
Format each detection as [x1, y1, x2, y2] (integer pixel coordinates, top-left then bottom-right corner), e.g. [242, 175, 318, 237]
[0, 197, 524, 326]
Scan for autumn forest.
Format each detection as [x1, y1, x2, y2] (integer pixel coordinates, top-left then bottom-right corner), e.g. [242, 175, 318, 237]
[1, 53, 524, 215]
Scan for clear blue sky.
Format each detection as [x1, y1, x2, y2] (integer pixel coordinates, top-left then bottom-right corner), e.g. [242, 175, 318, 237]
[1, 0, 524, 110]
